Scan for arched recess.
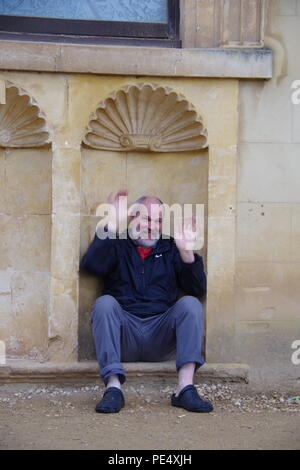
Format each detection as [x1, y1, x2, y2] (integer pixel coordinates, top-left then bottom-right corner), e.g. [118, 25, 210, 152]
[0, 80, 52, 361]
[79, 82, 209, 360]
[83, 83, 208, 152]
[0, 81, 51, 148]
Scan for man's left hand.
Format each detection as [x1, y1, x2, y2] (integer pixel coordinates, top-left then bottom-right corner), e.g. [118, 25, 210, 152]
[174, 215, 199, 263]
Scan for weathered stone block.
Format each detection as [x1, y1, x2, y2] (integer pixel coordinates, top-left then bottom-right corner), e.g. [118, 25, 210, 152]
[0, 214, 51, 271]
[273, 0, 297, 16]
[81, 148, 126, 216]
[0, 294, 11, 326]
[50, 213, 81, 280]
[48, 276, 78, 363]
[239, 79, 293, 144]
[238, 143, 300, 203]
[4, 148, 51, 215]
[51, 147, 81, 214]
[1, 271, 49, 359]
[234, 318, 300, 382]
[235, 261, 300, 321]
[291, 204, 300, 262]
[0, 269, 12, 294]
[292, 97, 300, 143]
[237, 203, 291, 263]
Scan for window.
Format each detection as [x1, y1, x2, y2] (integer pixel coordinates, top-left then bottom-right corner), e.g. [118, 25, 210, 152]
[0, 0, 180, 47]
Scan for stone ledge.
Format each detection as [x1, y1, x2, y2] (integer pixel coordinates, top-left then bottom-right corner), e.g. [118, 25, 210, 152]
[0, 40, 272, 79]
[0, 359, 249, 383]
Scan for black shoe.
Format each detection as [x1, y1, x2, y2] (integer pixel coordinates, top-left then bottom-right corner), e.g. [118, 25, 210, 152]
[171, 385, 213, 413]
[95, 387, 125, 413]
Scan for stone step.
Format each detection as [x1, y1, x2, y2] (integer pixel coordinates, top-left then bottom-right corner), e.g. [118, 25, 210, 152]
[0, 359, 249, 384]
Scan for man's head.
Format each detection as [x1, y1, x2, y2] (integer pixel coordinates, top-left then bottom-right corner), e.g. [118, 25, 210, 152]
[128, 196, 164, 247]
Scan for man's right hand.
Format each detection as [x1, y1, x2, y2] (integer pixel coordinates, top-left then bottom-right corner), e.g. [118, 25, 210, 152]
[106, 189, 129, 234]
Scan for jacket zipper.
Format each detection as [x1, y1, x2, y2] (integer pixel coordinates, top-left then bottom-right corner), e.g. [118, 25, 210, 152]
[141, 259, 145, 291]
[139, 258, 145, 360]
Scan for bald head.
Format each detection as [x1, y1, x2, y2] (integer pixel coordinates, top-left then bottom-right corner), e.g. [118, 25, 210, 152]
[134, 195, 163, 205]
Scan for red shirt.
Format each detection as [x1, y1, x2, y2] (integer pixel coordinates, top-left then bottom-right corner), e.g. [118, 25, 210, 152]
[136, 245, 153, 259]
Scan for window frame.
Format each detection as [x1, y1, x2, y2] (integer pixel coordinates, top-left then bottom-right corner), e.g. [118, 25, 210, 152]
[0, 0, 181, 48]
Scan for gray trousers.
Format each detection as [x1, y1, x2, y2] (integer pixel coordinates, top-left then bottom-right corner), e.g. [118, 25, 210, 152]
[90, 294, 205, 385]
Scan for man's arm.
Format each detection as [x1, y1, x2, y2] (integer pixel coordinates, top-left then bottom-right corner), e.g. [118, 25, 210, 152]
[80, 232, 118, 277]
[80, 189, 128, 277]
[174, 215, 207, 297]
[174, 248, 207, 297]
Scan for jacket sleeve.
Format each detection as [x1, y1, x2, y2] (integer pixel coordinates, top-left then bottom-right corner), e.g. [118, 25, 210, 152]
[174, 249, 207, 298]
[79, 232, 119, 278]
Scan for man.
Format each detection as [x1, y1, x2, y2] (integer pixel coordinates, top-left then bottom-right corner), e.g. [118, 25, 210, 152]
[80, 189, 213, 413]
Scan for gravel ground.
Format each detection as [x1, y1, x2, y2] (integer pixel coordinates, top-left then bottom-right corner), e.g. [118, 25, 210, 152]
[0, 382, 300, 450]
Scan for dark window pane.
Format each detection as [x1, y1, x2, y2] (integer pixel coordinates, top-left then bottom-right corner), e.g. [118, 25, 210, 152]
[0, 0, 168, 22]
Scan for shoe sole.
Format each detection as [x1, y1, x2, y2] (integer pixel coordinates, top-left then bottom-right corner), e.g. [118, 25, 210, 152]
[95, 404, 125, 413]
[171, 402, 213, 413]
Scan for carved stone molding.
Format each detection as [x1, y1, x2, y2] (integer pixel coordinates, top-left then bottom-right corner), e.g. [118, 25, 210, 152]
[0, 81, 50, 148]
[83, 83, 208, 152]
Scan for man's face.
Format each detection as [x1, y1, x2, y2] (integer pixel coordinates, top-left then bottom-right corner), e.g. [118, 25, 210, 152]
[129, 198, 163, 247]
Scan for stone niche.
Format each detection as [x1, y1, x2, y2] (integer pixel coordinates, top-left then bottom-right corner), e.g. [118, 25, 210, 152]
[79, 82, 209, 360]
[0, 80, 52, 361]
[0, 74, 239, 368]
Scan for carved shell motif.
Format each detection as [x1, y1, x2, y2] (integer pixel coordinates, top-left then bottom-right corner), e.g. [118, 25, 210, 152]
[83, 83, 208, 152]
[0, 81, 50, 148]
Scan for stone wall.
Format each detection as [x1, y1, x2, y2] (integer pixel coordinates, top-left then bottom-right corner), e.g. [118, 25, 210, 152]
[1, 74, 237, 368]
[0, 0, 299, 386]
[0, 147, 51, 360]
[235, 0, 300, 382]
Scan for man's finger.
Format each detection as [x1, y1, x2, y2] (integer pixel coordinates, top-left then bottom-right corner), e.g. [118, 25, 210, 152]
[116, 189, 128, 198]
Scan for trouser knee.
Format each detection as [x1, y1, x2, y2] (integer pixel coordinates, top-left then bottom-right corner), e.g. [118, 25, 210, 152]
[176, 295, 203, 324]
[91, 294, 119, 323]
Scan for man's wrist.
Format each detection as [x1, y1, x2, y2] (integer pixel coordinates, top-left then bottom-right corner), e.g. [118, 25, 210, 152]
[178, 249, 195, 263]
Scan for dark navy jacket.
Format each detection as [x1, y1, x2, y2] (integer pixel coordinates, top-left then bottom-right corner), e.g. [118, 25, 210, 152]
[80, 232, 207, 316]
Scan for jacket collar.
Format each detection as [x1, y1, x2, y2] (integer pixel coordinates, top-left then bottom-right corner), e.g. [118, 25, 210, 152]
[125, 232, 173, 256]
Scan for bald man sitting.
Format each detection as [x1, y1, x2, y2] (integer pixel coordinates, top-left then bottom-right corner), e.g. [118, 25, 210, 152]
[80, 190, 213, 413]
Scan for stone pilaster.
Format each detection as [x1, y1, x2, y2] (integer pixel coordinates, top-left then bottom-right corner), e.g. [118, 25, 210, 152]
[48, 142, 81, 362]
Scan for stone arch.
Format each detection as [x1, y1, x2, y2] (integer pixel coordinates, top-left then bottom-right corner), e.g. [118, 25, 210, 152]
[82, 82, 208, 153]
[0, 81, 51, 148]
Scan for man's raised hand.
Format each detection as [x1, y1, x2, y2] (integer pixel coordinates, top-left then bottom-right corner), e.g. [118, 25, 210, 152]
[174, 215, 199, 263]
[106, 189, 129, 233]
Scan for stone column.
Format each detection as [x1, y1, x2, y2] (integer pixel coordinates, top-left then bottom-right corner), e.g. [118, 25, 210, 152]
[205, 80, 239, 362]
[48, 141, 81, 362]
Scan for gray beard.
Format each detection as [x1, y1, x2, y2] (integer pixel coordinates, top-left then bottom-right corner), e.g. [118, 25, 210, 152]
[130, 236, 159, 248]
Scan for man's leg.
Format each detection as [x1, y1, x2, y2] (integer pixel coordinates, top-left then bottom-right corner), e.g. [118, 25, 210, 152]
[140, 295, 213, 412]
[141, 295, 205, 385]
[171, 295, 205, 391]
[91, 294, 141, 412]
[106, 374, 122, 389]
[91, 294, 124, 386]
[177, 362, 197, 396]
